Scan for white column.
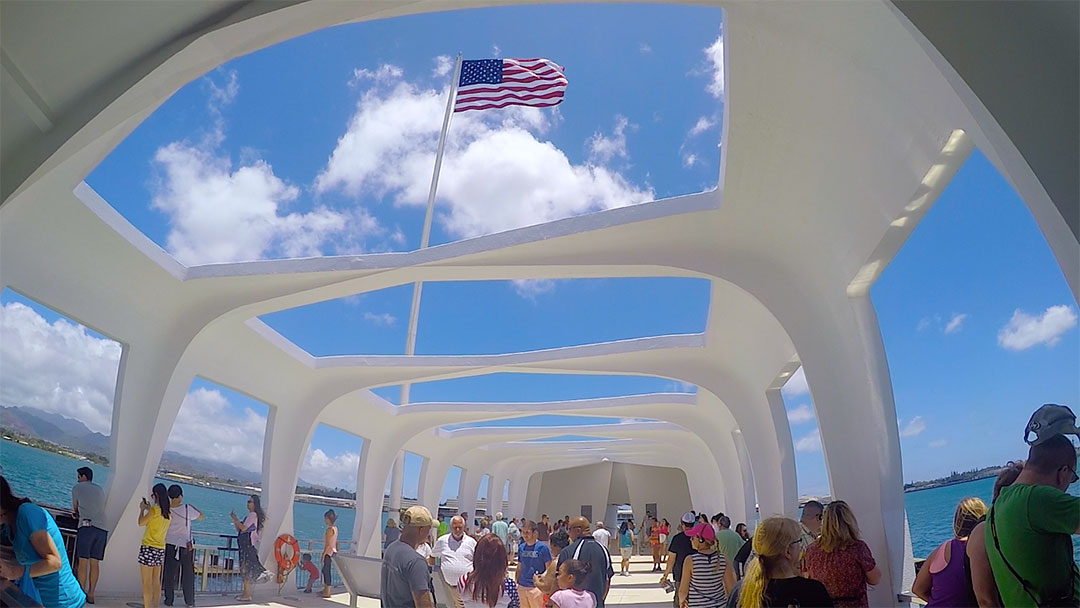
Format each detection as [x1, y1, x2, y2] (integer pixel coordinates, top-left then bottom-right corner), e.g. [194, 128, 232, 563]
[388, 452, 404, 512]
[801, 295, 906, 607]
[459, 470, 483, 529]
[97, 345, 196, 595]
[508, 473, 531, 520]
[354, 441, 400, 557]
[259, 406, 319, 563]
[421, 460, 452, 515]
[486, 474, 500, 517]
[764, 387, 799, 518]
[732, 429, 759, 527]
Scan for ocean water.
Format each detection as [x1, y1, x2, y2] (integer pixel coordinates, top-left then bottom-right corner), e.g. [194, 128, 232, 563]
[2, 440, 1077, 561]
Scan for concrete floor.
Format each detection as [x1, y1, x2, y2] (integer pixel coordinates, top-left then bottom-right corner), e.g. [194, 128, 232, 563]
[93, 556, 676, 608]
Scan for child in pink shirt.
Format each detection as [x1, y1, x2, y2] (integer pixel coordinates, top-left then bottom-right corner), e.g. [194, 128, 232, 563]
[548, 560, 596, 608]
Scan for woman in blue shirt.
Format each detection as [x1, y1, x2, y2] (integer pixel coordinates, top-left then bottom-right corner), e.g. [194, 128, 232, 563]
[0, 476, 86, 608]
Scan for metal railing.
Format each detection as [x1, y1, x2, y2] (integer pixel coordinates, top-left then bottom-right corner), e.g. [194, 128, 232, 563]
[181, 532, 345, 594]
[291, 538, 346, 590]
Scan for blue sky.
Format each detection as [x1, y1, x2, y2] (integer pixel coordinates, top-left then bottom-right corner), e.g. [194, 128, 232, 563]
[1, 4, 1076, 504]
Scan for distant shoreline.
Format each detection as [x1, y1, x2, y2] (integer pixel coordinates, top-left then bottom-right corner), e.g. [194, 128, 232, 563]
[903, 472, 997, 494]
[1, 435, 352, 508]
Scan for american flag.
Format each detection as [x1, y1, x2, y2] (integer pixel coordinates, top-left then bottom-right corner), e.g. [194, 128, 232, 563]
[454, 58, 566, 113]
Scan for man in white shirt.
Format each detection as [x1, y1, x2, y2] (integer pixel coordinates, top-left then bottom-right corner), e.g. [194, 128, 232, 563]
[430, 515, 476, 585]
[592, 521, 611, 550]
[164, 485, 203, 607]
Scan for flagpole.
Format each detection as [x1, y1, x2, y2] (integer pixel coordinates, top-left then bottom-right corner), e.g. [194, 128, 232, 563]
[400, 53, 462, 406]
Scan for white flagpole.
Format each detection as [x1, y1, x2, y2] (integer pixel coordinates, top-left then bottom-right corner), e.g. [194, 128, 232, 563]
[400, 53, 462, 406]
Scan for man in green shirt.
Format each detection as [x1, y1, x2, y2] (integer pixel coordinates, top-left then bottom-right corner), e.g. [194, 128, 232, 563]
[987, 420, 1079, 607]
[713, 514, 744, 566]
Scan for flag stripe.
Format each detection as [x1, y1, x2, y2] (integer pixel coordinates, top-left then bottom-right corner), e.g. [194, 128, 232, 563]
[454, 57, 566, 113]
[456, 99, 563, 112]
[456, 90, 566, 105]
[457, 83, 567, 97]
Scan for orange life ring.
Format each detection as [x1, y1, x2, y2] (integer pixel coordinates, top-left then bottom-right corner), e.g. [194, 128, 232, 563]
[273, 534, 300, 572]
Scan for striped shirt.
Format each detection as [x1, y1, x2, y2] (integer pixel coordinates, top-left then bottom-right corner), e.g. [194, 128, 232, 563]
[686, 552, 728, 608]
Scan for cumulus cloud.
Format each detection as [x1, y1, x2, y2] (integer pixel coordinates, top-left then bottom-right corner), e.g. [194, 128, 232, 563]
[900, 416, 926, 438]
[362, 312, 397, 326]
[944, 313, 968, 334]
[787, 404, 815, 425]
[782, 367, 809, 397]
[315, 76, 653, 241]
[0, 301, 121, 434]
[997, 305, 1077, 351]
[917, 317, 934, 332]
[639, 43, 652, 54]
[152, 143, 358, 264]
[300, 448, 361, 491]
[704, 29, 724, 98]
[688, 116, 716, 137]
[166, 388, 267, 473]
[432, 56, 454, 78]
[682, 153, 698, 168]
[928, 439, 948, 448]
[794, 428, 821, 452]
[587, 115, 632, 164]
[151, 71, 389, 265]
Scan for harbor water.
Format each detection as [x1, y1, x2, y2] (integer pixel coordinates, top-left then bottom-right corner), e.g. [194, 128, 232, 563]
[2, 440, 1077, 562]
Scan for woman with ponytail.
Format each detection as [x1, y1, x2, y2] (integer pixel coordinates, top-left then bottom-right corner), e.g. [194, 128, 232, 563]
[733, 517, 832, 608]
[137, 483, 172, 608]
[911, 497, 987, 606]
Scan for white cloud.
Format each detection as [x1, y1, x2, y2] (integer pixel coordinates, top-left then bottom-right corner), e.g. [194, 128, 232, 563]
[492, 44, 501, 58]
[997, 305, 1077, 351]
[151, 72, 394, 265]
[787, 404, 815, 425]
[704, 29, 724, 98]
[900, 416, 927, 438]
[432, 55, 454, 78]
[0, 301, 121, 434]
[350, 64, 404, 87]
[300, 448, 361, 491]
[639, 43, 652, 54]
[794, 428, 821, 452]
[587, 115, 631, 164]
[152, 142, 360, 265]
[928, 439, 948, 448]
[782, 367, 809, 397]
[362, 312, 397, 326]
[315, 76, 652, 240]
[166, 388, 267, 473]
[682, 153, 698, 168]
[688, 116, 716, 137]
[917, 317, 933, 332]
[944, 313, 968, 334]
[511, 279, 557, 300]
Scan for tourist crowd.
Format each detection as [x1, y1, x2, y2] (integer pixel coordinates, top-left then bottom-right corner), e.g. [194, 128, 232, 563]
[0, 404, 1076, 608]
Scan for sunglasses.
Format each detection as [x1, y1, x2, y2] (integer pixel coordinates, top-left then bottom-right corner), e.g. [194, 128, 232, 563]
[1064, 464, 1079, 485]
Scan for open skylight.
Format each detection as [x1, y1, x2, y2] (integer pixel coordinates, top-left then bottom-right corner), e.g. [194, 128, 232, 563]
[373, 372, 696, 405]
[85, 4, 724, 266]
[259, 277, 709, 357]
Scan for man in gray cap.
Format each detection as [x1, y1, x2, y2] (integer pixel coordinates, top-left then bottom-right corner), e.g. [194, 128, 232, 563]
[381, 506, 435, 608]
[986, 404, 1079, 607]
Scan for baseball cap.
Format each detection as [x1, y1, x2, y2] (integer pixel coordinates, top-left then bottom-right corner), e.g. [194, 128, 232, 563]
[686, 522, 716, 542]
[1024, 404, 1080, 446]
[401, 505, 435, 528]
[680, 512, 696, 525]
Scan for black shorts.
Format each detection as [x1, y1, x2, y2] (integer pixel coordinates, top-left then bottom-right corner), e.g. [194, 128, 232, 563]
[76, 526, 108, 560]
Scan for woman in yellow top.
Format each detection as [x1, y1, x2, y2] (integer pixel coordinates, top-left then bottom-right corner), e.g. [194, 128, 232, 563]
[137, 483, 171, 608]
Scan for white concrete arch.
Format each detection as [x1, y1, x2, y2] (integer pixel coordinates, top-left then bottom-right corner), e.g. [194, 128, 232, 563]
[3, 2, 1077, 604]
